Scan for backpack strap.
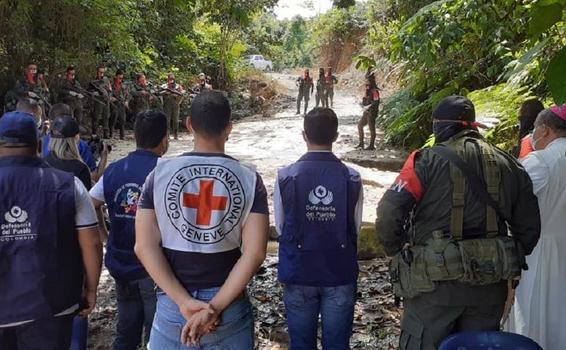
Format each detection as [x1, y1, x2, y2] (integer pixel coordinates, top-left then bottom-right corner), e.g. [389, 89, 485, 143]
[432, 139, 507, 240]
[479, 141, 501, 238]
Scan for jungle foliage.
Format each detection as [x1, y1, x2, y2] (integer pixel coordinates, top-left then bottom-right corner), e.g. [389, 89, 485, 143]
[365, 0, 566, 149]
[0, 0, 276, 105]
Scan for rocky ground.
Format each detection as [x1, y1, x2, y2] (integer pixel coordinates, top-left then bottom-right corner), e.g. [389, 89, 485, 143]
[87, 73, 404, 349]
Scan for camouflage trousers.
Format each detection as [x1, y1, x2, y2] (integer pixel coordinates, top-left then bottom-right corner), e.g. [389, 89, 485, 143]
[91, 100, 110, 138]
[400, 296, 504, 350]
[110, 103, 126, 139]
[163, 100, 181, 138]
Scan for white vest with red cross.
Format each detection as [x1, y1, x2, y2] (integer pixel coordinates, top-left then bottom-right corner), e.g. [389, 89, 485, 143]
[152, 155, 257, 253]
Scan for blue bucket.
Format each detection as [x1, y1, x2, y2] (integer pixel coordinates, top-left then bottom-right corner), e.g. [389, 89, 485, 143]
[439, 331, 542, 350]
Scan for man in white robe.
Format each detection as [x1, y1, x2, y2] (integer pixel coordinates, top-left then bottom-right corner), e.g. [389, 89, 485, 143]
[507, 105, 566, 349]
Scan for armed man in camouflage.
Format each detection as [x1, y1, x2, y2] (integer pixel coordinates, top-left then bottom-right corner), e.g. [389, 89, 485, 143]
[296, 69, 314, 115]
[14, 63, 47, 119]
[315, 68, 327, 108]
[161, 73, 185, 140]
[130, 73, 152, 120]
[58, 66, 86, 123]
[323, 67, 338, 108]
[110, 70, 128, 140]
[88, 66, 112, 138]
[376, 96, 541, 349]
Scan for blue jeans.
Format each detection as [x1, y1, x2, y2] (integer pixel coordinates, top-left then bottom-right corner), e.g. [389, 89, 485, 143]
[283, 284, 357, 350]
[149, 288, 254, 350]
[113, 277, 157, 350]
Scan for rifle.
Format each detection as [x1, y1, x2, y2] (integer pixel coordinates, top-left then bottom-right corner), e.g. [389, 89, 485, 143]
[63, 82, 107, 106]
[158, 86, 186, 97]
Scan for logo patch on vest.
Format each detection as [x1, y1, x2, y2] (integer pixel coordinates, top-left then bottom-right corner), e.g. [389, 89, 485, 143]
[1, 206, 36, 242]
[164, 165, 246, 244]
[306, 186, 336, 222]
[113, 184, 142, 218]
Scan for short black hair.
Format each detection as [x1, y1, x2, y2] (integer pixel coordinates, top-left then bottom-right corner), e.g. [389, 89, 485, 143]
[535, 108, 566, 132]
[135, 110, 168, 149]
[115, 69, 124, 76]
[190, 91, 231, 136]
[304, 107, 338, 145]
[66, 66, 75, 72]
[49, 103, 72, 120]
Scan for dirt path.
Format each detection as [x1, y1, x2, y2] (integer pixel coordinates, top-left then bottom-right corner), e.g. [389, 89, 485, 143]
[89, 73, 402, 349]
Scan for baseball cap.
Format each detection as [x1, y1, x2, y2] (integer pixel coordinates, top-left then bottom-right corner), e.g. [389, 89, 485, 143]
[433, 95, 476, 122]
[50, 115, 80, 138]
[0, 111, 39, 146]
[551, 105, 566, 122]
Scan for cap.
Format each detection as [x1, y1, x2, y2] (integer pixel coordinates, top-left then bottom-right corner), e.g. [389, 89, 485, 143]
[551, 105, 566, 122]
[0, 111, 39, 146]
[50, 115, 80, 138]
[433, 95, 476, 122]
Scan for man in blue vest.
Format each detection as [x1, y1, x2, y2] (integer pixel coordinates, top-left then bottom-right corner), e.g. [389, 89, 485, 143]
[135, 91, 269, 348]
[274, 107, 363, 349]
[90, 110, 169, 349]
[0, 111, 102, 349]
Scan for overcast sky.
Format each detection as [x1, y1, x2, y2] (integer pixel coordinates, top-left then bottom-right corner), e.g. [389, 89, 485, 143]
[274, 0, 334, 19]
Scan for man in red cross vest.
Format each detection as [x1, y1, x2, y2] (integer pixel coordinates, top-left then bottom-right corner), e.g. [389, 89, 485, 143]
[135, 90, 269, 348]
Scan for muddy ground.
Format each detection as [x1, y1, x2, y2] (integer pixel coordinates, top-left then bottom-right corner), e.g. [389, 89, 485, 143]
[88, 73, 403, 349]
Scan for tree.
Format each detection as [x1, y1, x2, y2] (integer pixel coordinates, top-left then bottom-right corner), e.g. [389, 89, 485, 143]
[196, 0, 277, 87]
[333, 0, 356, 8]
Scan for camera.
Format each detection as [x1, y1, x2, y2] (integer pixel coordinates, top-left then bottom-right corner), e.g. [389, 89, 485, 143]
[87, 134, 111, 162]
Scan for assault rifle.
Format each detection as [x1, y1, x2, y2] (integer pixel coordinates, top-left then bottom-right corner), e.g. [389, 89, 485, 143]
[27, 91, 52, 109]
[63, 82, 107, 106]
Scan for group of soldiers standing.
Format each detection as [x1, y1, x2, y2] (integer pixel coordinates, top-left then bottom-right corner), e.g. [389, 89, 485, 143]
[4, 63, 213, 140]
[296, 67, 337, 115]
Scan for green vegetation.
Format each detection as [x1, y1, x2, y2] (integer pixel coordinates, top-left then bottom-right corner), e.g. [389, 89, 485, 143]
[0, 0, 276, 103]
[366, 0, 566, 149]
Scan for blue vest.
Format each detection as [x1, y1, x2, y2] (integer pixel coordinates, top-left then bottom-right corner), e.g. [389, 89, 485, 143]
[103, 150, 159, 281]
[0, 156, 81, 325]
[277, 152, 361, 286]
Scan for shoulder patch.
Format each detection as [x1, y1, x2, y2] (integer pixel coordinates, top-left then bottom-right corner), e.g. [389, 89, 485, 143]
[389, 150, 423, 201]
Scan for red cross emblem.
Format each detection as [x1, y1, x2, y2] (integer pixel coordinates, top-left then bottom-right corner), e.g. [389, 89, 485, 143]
[182, 180, 228, 226]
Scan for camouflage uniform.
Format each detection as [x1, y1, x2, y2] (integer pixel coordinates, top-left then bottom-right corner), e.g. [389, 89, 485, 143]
[130, 83, 151, 119]
[88, 77, 112, 138]
[296, 76, 314, 115]
[110, 79, 128, 139]
[14, 76, 46, 119]
[58, 78, 85, 123]
[315, 77, 327, 108]
[323, 74, 338, 108]
[161, 83, 184, 139]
